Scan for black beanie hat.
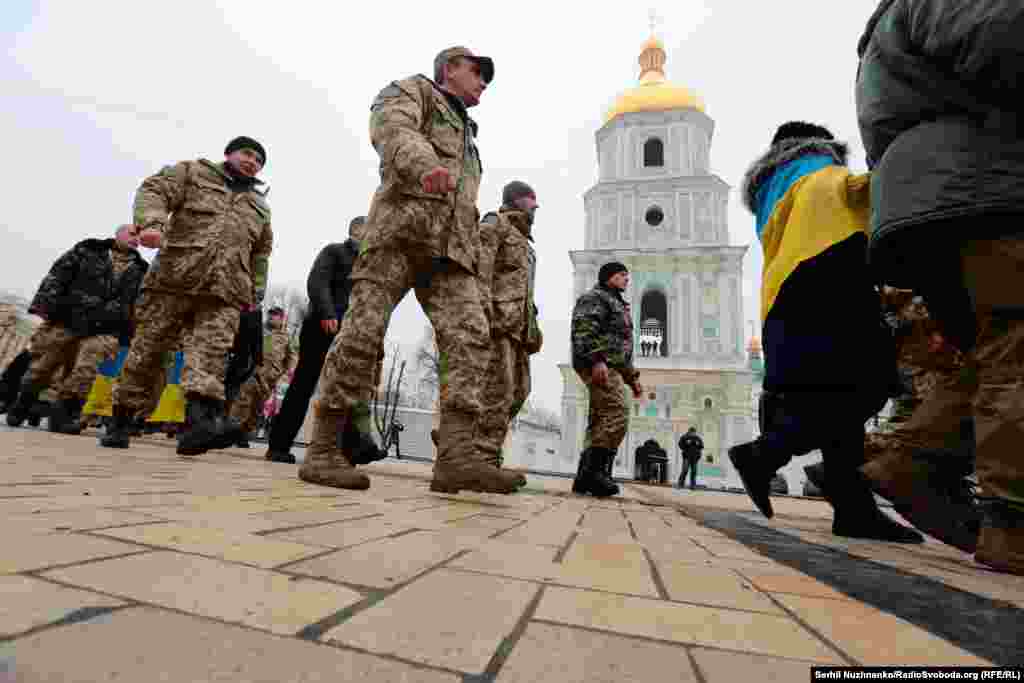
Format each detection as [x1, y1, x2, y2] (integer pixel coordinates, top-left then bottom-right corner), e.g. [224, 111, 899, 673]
[598, 261, 628, 284]
[225, 136, 267, 166]
[502, 180, 536, 206]
[771, 121, 834, 146]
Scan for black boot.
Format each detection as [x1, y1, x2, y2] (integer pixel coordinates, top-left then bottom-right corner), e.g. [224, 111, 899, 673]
[6, 385, 41, 428]
[728, 440, 789, 518]
[177, 395, 225, 457]
[341, 406, 385, 465]
[804, 461, 826, 496]
[49, 397, 85, 435]
[100, 406, 134, 448]
[830, 470, 924, 543]
[236, 432, 251, 448]
[572, 448, 619, 497]
[208, 408, 243, 450]
[265, 448, 296, 464]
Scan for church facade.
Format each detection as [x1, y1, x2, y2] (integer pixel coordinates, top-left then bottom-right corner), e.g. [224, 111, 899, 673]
[559, 35, 756, 489]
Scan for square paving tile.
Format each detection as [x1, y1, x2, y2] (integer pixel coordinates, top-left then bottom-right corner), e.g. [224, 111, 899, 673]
[656, 564, 783, 613]
[93, 523, 324, 569]
[267, 517, 415, 550]
[42, 551, 363, 636]
[324, 569, 538, 675]
[691, 647, 819, 681]
[0, 575, 125, 637]
[495, 622, 699, 682]
[4, 606, 459, 682]
[1, 531, 146, 574]
[286, 531, 474, 589]
[774, 594, 994, 666]
[535, 587, 841, 663]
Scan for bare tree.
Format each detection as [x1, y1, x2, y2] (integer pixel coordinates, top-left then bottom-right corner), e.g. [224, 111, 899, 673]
[414, 324, 441, 388]
[264, 283, 308, 342]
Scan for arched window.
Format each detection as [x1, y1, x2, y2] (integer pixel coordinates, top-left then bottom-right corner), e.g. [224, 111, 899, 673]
[704, 397, 713, 410]
[640, 290, 669, 357]
[643, 138, 664, 167]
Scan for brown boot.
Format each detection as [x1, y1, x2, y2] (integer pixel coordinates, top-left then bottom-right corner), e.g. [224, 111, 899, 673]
[481, 448, 527, 488]
[298, 407, 370, 490]
[430, 413, 522, 494]
[975, 500, 1024, 575]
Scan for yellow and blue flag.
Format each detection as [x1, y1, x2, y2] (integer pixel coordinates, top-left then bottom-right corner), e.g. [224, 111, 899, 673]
[148, 351, 185, 423]
[81, 346, 130, 417]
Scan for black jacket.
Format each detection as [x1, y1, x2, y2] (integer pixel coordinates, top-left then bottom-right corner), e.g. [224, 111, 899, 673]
[856, 0, 1024, 285]
[678, 433, 704, 458]
[29, 239, 148, 340]
[306, 240, 360, 321]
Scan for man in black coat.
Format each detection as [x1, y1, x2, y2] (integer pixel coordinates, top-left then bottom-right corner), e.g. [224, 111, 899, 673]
[263, 217, 365, 464]
[7, 225, 148, 432]
[857, 0, 1024, 574]
[678, 427, 704, 490]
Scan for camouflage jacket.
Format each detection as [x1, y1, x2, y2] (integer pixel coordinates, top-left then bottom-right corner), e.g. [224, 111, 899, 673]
[257, 326, 296, 386]
[572, 284, 638, 383]
[478, 209, 542, 353]
[29, 239, 148, 338]
[134, 159, 273, 308]
[365, 75, 483, 274]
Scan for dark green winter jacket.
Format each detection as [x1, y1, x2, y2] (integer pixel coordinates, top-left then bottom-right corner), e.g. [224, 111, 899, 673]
[571, 284, 638, 384]
[856, 0, 1024, 286]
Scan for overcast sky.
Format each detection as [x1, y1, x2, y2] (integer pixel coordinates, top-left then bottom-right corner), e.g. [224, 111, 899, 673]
[2, 1, 873, 413]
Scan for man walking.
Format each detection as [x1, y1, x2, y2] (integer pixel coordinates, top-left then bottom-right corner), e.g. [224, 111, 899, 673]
[475, 180, 544, 485]
[571, 262, 643, 497]
[7, 225, 148, 434]
[102, 136, 273, 456]
[228, 305, 295, 448]
[857, 0, 1024, 572]
[264, 217, 366, 464]
[303, 46, 521, 494]
[677, 427, 704, 490]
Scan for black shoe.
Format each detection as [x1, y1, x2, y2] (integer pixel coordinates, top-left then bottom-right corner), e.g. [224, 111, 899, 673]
[265, 449, 296, 464]
[6, 386, 41, 428]
[207, 414, 243, 450]
[49, 397, 84, 435]
[177, 396, 225, 456]
[572, 448, 619, 497]
[729, 441, 778, 518]
[235, 433, 251, 448]
[100, 407, 134, 449]
[831, 472, 924, 544]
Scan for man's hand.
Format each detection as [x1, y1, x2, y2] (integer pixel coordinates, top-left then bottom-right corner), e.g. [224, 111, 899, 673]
[421, 166, 456, 195]
[630, 381, 644, 399]
[320, 318, 339, 335]
[591, 361, 609, 387]
[138, 228, 162, 249]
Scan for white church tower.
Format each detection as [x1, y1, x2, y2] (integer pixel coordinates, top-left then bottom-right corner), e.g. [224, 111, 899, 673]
[559, 32, 756, 489]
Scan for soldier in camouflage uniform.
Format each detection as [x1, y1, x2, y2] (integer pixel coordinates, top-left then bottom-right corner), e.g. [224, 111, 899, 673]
[305, 47, 522, 495]
[475, 181, 544, 486]
[228, 305, 295, 447]
[103, 136, 273, 456]
[6, 225, 148, 433]
[571, 262, 643, 498]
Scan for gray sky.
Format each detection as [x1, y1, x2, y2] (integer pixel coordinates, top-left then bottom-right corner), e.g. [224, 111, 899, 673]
[2, 1, 873, 414]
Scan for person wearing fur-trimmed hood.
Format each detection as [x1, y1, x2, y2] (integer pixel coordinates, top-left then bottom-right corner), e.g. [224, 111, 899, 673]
[727, 121, 922, 544]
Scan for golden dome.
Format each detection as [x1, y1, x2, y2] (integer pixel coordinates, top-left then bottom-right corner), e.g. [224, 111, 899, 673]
[605, 34, 705, 123]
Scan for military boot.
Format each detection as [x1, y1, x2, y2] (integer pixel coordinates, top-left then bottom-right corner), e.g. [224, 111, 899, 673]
[481, 448, 527, 488]
[264, 448, 296, 464]
[100, 406, 135, 449]
[235, 432, 252, 448]
[297, 407, 370, 490]
[177, 395, 225, 457]
[975, 499, 1024, 575]
[6, 384, 42, 428]
[49, 397, 85, 435]
[341, 402, 386, 465]
[572, 448, 619, 497]
[861, 451, 980, 552]
[208, 409, 244, 450]
[829, 469, 924, 543]
[803, 462, 826, 496]
[430, 412, 522, 494]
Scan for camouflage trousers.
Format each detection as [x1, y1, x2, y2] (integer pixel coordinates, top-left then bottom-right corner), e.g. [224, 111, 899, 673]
[962, 236, 1024, 505]
[476, 335, 531, 465]
[230, 373, 274, 433]
[581, 367, 629, 451]
[319, 245, 490, 464]
[24, 321, 118, 400]
[114, 292, 240, 413]
[864, 365, 975, 464]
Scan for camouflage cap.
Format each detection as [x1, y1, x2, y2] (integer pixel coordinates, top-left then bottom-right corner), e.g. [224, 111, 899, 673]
[502, 180, 536, 206]
[434, 46, 494, 84]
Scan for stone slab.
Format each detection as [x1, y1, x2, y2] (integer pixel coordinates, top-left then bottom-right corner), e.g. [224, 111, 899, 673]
[324, 569, 538, 675]
[0, 575, 124, 637]
[42, 551, 363, 636]
[691, 647, 819, 681]
[656, 563, 783, 613]
[267, 517, 415, 550]
[1, 531, 146, 574]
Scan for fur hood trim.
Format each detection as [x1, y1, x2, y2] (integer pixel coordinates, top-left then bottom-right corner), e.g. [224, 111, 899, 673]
[742, 139, 849, 213]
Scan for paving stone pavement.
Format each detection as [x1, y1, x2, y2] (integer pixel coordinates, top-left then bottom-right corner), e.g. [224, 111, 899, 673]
[1, 426, 1022, 681]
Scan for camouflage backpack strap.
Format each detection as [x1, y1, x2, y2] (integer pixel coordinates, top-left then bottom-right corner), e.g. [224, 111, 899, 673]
[415, 76, 437, 137]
